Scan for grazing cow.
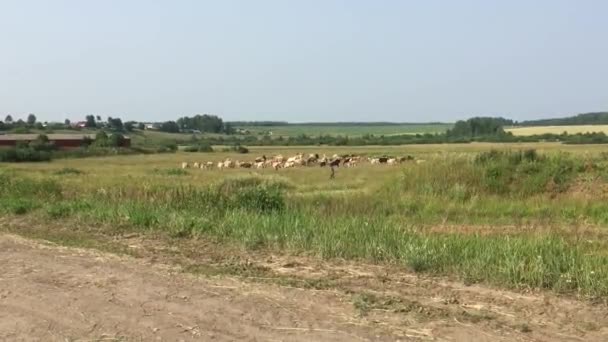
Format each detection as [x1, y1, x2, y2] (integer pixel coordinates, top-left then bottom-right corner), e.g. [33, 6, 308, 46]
[329, 159, 341, 167]
[370, 158, 380, 165]
[387, 158, 397, 165]
[318, 154, 328, 166]
[181, 162, 189, 169]
[217, 161, 224, 170]
[255, 161, 265, 169]
[239, 161, 252, 168]
[205, 161, 214, 169]
[272, 161, 283, 170]
[346, 159, 358, 167]
[306, 153, 318, 165]
[193, 162, 200, 169]
[378, 157, 389, 164]
[223, 159, 235, 169]
[274, 155, 285, 163]
[254, 155, 267, 163]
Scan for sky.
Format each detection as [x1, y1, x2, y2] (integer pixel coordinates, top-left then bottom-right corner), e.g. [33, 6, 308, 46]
[1, 0, 607, 123]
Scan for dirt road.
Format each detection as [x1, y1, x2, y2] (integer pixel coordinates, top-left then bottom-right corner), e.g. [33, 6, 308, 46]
[1, 234, 607, 341]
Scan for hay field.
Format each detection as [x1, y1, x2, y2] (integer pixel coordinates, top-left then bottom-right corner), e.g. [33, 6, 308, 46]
[506, 125, 608, 136]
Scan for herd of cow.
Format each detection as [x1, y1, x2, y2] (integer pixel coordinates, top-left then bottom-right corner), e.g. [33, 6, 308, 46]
[180, 153, 425, 170]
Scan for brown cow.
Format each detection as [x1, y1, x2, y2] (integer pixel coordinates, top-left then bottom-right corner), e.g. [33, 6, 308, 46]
[329, 159, 341, 167]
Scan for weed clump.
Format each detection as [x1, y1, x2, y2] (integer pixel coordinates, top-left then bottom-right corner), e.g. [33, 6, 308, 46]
[215, 176, 289, 212]
[54, 167, 84, 175]
[183, 142, 214, 152]
[153, 168, 189, 176]
[402, 150, 583, 198]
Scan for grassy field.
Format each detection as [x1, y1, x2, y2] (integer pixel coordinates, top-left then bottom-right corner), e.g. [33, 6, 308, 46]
[3, 142, 608, 298]
[235, 123, 452, 137]
[506, 125, 608, 136]
[127, 123, 455, 148]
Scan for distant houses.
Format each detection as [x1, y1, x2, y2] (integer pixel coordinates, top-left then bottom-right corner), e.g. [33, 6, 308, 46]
[73, 121, 87, 129]
[144, 123, 161, 130]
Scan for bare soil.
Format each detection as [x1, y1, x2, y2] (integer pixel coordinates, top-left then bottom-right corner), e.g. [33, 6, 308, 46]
[1, 233, 608, 341]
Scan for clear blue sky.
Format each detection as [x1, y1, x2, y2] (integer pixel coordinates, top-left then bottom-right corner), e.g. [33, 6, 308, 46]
[1, 0, 607, 123]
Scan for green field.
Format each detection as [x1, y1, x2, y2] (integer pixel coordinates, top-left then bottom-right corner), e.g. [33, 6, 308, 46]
[3, 142, 608, 299]
[235, 123, 452, 137]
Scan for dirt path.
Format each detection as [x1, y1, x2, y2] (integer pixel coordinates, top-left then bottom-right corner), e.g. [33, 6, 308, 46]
[1, 234, 608, 341]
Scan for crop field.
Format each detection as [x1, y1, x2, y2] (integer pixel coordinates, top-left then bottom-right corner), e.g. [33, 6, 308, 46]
[235, 123, 452, 137]
[506, 125, 608, 136]
[3, 142, 608, 340]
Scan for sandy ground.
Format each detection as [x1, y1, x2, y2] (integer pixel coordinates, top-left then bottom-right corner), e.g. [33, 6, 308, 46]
[1, 234, 608, 341]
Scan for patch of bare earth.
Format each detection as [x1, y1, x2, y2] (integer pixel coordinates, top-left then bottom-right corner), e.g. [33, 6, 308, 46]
[1, 228, 608, 341]
[0, 234, 389, 341]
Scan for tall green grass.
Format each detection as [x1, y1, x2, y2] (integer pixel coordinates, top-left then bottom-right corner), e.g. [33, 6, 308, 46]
[3, 150, 608, 297]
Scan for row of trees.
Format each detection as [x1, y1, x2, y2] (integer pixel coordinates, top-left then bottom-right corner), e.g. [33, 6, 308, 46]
[1, 114, 41, 130]
[187, 130, 608, 146]
[83, 115, 138, 132]
[1, 114, 140, 133]
[446, 117, 514, 137]
[519, 112, 608, 126]
[173, 114, 235, 134]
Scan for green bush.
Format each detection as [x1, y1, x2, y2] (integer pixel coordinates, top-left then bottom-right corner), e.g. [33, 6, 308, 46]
[227, 144, 249, 153]
[153, 168, 189, 176]
[0, 148, 52, 162]
[54, 167, 84, 175]
[183, 143, 213, 152]
[220, 178, 286, 212]
[0, 197, 36, 215]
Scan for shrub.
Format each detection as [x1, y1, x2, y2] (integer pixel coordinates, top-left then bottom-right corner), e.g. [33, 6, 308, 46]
[54, 167, 84, 175]
[0, 147, 52, 162]
[29, 134, 57, 152]
[228, 144, 249, 153]
[215, 176, 288, 212]
[153, 168, 189, 176]
[0, 198, 36, 215]
[162, 142, 178, 152]
[183, 143, 213, 152]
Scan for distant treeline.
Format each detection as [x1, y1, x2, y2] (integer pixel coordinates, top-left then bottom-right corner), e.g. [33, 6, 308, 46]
[228, 121, 450, 127]
[518, 112, 608, 126]
[227, 121, 289, 127]
[195, 132, 608, 147]
[194, 117, 608, 146]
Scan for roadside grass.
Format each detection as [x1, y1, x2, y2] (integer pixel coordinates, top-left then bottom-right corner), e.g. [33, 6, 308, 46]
[3, 148, 608, 298]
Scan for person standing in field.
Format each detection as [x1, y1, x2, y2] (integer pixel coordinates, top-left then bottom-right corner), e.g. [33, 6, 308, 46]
[330, 165, 335, 179]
